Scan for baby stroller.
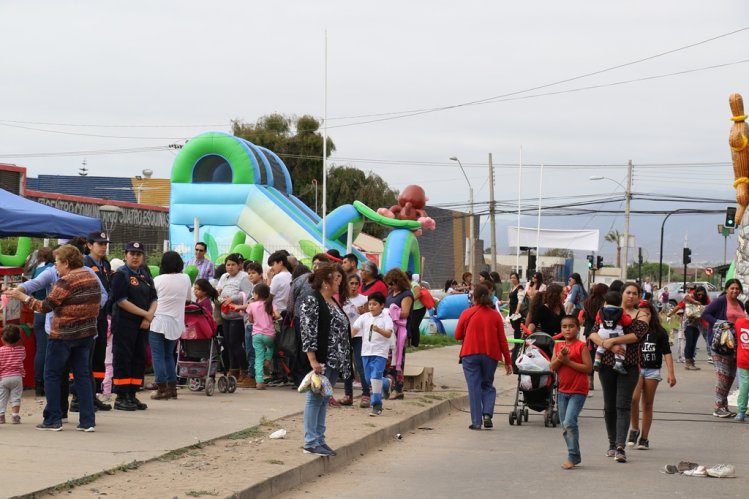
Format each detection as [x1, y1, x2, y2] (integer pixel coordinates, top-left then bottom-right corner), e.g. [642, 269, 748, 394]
[509, 331, 559, 427]
[177, 302, 236, 396]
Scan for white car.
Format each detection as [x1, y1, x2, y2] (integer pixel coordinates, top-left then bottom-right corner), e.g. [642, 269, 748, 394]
[655, 281, 720, 306]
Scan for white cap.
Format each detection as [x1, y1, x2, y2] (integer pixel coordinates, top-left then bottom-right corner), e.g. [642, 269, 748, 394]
[413, 273, 420, 282]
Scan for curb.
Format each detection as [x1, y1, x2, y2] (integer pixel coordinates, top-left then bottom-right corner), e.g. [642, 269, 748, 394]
[232, 394, 469, 499]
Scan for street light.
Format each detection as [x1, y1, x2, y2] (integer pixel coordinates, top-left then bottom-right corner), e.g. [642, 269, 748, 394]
[590, 167, 633, 280]
[98, 204, 123, 254]
[449, 156, 475, 281]
[717, 224, 735, 266]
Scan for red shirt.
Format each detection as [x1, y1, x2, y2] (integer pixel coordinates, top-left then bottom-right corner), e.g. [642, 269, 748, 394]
[0, 345, 26, 378]
[454, 305, 511, 364]
[554, 340, 588, 395]
[359, 279, 388, 298]
[735, 317, 749, 369]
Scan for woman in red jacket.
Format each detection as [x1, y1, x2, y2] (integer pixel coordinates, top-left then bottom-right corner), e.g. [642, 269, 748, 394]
[455, 284, 513, 430]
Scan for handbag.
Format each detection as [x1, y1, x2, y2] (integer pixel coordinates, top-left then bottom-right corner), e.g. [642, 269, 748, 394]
[420, 287, 436, 310]
[711, 320, 736, 356]
[685, 302, 705, 320]
[275, 319, 298, 358]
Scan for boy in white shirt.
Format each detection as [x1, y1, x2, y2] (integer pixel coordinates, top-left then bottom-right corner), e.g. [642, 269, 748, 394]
[352, 292, 394, 416]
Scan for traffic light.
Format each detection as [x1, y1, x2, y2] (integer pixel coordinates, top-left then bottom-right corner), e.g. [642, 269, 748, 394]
[587, 255, 594, 269]
[726, 206, 737, 228]
[596, 256, 604, 270]
[683, 247, 692, 265]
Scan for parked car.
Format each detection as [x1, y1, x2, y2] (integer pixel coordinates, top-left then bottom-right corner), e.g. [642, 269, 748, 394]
[655, 281, 721, 306]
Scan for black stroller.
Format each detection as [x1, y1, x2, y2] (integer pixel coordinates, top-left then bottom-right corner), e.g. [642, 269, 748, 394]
[509, 331, 559, 427]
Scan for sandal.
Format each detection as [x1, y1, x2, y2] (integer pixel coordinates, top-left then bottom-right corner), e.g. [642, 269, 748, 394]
[359, 396, 371, 408]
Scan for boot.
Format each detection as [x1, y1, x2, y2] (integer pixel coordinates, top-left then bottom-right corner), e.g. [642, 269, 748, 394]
[238, 369, 250, 382]
[150, 383, 169, 400]
[167, 381, 178, 399]
[228, 369, 240, 381]
[237, 373, 256, 388]
[114, 394, 136, 411]
[129, 393, 148, 410]
[685, 359, 701, 371]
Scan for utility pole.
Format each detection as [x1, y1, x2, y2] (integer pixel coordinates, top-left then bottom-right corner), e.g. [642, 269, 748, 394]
[488, 153, 497, 270]
[621, 160, 633, 280]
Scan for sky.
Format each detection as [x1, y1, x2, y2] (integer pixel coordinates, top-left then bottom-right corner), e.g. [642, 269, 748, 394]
[1, 1, 748, 269]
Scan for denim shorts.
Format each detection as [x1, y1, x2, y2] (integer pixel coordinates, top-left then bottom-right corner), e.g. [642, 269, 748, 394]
[640, 368, 662, 381]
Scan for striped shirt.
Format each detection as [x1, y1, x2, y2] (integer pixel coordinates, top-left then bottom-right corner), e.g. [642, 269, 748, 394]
[29, 268, 101, 340]
[0, 345, 26, 378]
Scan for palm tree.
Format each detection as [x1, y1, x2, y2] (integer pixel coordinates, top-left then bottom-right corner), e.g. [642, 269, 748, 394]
[605, 230, 622, 268]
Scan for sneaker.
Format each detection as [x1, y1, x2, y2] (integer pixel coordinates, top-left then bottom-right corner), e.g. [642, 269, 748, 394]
[359, 396, 371, 408]
[734, 412, 746, 422]
[320, 443, 337, 456]
[683, 465, 707, 477]
[713, 407, 733, 418]
[613, 363, 628, 375]
[482, 414, 493, 429]
[707, 358, 714, 365]
[36, 422, 63, 431]
[677, 461, 699, 472]
[706, 464, 736, 478]
[626, 429, 640, 448]
[76, 425, 96, 432]
[468, 424, 482, 430]
[11, 414, 20, 424]
[605, 447, 616, 458]
[614, 447, 627, 463]
[370, 405, 383, 417]
[636, 438, 649, 450]
[303, 445, 333, 457]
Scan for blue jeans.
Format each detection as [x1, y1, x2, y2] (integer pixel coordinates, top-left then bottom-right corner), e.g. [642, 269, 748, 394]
[244, 324, 255, 377]
[362, 355, 387, 407]
[344, 336, 370, 397]
[303, 366, 339, 448]
[149, 332, 177, 383]
[558, 393, 586, 464]
[33, 312, 47, 385]
[461, 354, 498, 427]
[44, 338, 94, 427]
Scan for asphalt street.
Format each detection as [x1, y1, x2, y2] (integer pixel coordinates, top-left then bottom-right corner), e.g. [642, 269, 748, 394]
[284, 357, 749, 498]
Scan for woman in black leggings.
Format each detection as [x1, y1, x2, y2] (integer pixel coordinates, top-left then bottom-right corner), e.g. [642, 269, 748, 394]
[588, 282, 648, 464]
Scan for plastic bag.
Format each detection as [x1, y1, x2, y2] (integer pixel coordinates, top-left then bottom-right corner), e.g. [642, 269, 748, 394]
[297, 370, 333, 397]
[297, 370, 315, 393]
[712, 320, 736, 356]
[515, 346, 550, 373]
[520, 374, 549, 391]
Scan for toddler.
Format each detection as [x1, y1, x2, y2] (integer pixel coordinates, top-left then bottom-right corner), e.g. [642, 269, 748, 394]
[0, 325, 26, 424]
[243, 283, 279, 390]
[594, 291, 632, 374]
[99, 320, 114, 403]
[351, 292, 394, 416]
[734, 314, 749, 421]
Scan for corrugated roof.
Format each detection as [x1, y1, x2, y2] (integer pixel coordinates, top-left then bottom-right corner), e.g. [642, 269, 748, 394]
[36, 175, 137, 203]
[28, 175, 171, 207]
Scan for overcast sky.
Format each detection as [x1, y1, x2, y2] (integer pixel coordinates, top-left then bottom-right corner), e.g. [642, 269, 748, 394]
[1, 1, 748, 269]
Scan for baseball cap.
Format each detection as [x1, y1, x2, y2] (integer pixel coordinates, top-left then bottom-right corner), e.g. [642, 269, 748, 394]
[125, 241, 145, 253]
[87, 231, 110, 243]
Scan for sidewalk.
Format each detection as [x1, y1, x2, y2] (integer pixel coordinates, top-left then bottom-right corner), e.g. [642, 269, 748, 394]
[2, 345, 482, 498]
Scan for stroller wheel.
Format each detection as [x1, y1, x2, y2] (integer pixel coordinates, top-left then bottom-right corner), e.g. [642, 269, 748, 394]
[523, 408, 529, 422]
[509, 410, 516, 425]
[227, 376, 237, 393]
[205, 378, 215, 396]
[188, 378, 202, 392]
[515, 408, 523, 426]
[552, 411, 560, 426]
[544, 411, 551, 427]
[217, 376, 228, 393]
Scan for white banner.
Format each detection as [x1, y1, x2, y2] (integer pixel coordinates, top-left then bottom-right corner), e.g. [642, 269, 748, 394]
[507, 226, 600, 251]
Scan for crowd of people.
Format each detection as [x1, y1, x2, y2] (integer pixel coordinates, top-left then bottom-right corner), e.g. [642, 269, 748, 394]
[1, 239, 747, 468]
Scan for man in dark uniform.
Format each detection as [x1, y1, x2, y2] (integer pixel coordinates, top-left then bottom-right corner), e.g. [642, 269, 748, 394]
[84, 231, 113, 411]
[110, 241, 157, 411]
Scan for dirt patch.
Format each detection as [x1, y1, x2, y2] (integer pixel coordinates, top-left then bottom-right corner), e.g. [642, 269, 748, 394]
[36, 391, 463, 499]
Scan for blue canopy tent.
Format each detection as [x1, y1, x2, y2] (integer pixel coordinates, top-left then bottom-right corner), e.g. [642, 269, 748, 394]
[0, 188, 102, 238]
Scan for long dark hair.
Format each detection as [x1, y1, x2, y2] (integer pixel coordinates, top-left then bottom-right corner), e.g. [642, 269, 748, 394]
[253, 282, 273, 316]
[724, 278, 743, 294]
[693, 285, 709, 305]
[472, 284, 494, 307]
[640, 300, 668, 341]
[194, 278, 218, 301]
[529, 272, 543, 289]
[544, 283, 564, 311]
[583, 283, 608, 321]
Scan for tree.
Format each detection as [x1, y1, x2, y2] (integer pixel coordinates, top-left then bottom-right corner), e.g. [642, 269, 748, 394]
[543, 248, 573, 258]
[605, 230, 622, 268]
[232, 114, 399, 238]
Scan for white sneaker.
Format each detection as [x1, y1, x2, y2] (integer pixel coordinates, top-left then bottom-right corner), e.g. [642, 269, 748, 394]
[683, 465, 707, 477]
[706, 464, 736, 478]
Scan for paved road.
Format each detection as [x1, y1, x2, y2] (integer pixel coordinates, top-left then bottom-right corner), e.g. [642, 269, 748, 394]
[284, 358, 749, 498]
